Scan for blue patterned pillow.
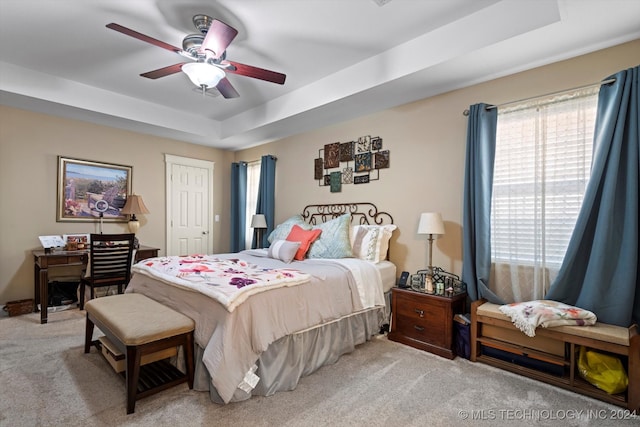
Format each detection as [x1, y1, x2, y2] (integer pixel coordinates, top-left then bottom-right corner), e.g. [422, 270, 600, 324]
[267, 215, 312, 243]
[307, 214, 354, 259]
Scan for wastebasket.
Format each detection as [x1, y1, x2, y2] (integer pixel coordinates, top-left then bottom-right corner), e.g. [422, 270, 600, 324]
[454, 317, 471, 359]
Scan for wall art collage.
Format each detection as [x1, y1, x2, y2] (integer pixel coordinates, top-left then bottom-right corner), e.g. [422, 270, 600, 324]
[314, 135, 389, 192]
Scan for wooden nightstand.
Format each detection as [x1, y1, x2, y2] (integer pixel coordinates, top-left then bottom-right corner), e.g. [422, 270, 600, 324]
[135, 246, 159, 262]
[388, 287, 467, 359]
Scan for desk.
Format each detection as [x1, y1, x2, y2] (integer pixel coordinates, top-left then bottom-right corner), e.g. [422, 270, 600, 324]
[33, 246, 159, 324]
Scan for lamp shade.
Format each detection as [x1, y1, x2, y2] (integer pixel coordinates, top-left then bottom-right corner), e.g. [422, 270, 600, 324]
[121, 195, 150, 216]
[417, 212, 445, 235]
[182, 62, 225, 88]
[251, 214, 267, 229]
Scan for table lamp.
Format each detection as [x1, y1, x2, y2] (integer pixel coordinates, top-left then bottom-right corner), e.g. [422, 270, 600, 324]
[417, 212, 445, 292]
[251, 214, 268, 249]
[121, 195, 150, 235]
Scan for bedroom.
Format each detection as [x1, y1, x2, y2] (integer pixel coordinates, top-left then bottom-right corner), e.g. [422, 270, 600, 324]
[1, 0, 639, 423]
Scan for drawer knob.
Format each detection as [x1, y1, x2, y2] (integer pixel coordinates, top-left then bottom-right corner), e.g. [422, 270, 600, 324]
[414, 308, 424, 318]
[414, 325, 425, 332]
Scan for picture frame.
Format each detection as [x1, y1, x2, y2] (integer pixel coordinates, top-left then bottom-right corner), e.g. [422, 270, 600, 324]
[356, 135, 371, 153]
[314, 157, 324, 180]
[339, 141, 354, 162]
[330, 171, 342, 193]
[62, 233, 90, 250]
[57, 156, 132, 222]
[374, 150, 390, 169]
[354, 152, 372, 172]
[354, 174, 370, 184]
[371, 136, 383, 151]
[324, 142, 340, 168]
[341, 166, 353, 184]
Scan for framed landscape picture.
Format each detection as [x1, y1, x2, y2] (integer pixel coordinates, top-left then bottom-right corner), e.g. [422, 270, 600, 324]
[57, 156, 132, 222]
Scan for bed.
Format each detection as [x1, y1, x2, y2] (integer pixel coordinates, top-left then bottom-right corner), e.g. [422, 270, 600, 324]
[125, 202, 397, 404]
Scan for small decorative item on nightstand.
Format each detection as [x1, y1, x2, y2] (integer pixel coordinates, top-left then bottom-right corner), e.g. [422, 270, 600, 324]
[425, 276, 434, 293]
[411, 274, 423, 289]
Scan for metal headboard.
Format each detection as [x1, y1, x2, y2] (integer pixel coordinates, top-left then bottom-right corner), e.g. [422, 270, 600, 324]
[301, 202, 394, 225]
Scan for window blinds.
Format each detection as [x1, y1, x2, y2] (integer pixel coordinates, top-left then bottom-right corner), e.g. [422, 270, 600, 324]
[491, 88, 599, 269]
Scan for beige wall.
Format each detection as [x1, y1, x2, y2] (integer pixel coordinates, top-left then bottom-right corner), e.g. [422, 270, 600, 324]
[0, 111, 234, 304]
[235, 39, 640, 278]
[1, 39, 638, 305]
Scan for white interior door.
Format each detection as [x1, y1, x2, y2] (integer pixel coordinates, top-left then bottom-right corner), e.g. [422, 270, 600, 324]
[165, 154, 214, 256]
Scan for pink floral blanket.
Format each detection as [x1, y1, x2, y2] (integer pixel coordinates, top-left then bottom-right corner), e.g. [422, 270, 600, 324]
[499, 300, 597, 337]
[132, 255, 311, 312]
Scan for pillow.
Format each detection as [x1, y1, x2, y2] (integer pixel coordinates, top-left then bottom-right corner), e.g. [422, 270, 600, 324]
[267, 215, 312, 244]
[267, 240, 301, 263]
[286, 225, 322, 260]
[351, 224, 397, 263]
[307, 213, 354, 259]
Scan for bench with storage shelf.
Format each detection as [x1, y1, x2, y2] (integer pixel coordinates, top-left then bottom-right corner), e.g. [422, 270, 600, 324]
[470, 300, 639, 411]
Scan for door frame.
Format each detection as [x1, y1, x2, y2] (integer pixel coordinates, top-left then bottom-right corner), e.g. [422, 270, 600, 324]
[164, 154, 215, 256]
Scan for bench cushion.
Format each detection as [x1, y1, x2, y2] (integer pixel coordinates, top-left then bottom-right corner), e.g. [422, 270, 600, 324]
[478, 302, 630, 346]
[85, 293, 194, 346]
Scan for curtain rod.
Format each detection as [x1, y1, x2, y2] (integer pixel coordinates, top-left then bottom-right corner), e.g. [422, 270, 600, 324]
[462, 78, 616, 116]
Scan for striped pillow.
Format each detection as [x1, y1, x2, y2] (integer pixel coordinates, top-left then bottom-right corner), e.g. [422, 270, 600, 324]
[267, 240, 301, 263]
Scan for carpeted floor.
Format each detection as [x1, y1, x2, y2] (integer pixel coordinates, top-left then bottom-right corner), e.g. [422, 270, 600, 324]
[1, 308, 637, 427]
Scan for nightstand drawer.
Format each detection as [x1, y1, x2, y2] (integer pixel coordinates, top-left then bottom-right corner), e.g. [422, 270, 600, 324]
[395, 292, 448, 316]
[395, 312, 445, 346]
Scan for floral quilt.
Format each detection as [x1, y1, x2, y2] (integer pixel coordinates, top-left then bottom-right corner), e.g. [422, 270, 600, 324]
[499, 300, 597, 337]
[132, 254, 311, 312]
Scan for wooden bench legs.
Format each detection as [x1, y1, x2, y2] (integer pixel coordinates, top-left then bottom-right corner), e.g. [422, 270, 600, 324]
[85, 313, 195, 414]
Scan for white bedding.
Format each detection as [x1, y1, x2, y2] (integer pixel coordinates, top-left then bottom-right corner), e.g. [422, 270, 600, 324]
[126, 250, 392, 403]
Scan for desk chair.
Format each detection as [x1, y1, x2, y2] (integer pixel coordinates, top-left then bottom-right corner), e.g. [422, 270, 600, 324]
[79, 233, 135, 310]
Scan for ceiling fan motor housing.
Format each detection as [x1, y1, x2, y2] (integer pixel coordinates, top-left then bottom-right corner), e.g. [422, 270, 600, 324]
[182, 33, 204, 57]
[192, 14, 214, 34]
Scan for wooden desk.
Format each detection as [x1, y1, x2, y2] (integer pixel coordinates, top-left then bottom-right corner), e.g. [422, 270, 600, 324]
[33, 245, 159, 324]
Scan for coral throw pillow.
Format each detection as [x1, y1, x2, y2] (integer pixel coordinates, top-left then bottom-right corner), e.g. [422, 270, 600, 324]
[286, 225, 322, 260]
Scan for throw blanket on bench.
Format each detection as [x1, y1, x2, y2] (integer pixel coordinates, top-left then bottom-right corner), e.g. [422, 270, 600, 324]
[132, 255, 311, 312]
[499, 300, 597, 337]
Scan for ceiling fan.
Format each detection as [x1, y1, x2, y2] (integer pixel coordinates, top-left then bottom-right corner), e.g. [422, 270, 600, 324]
[106, 15, 286, 99]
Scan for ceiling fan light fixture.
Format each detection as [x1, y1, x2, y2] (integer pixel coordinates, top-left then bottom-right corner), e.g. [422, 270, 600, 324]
[182, 62, 225, 89]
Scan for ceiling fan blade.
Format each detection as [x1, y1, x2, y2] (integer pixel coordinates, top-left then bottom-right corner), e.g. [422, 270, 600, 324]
[225, 61, 286, 85]
[140, 63, 187, 79]
[200, 19, 238, 59]
[106, 23, 183, 54]
[216, 77, 240, 99]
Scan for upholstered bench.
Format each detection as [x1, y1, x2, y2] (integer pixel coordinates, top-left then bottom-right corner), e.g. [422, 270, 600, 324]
[84, 293, 195, 414]
[470, 300, 639, 411]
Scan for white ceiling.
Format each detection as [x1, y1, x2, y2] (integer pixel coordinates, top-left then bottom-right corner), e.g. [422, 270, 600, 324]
[1, 0, 639, 151]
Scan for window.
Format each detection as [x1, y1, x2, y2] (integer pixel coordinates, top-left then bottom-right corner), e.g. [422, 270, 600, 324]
[244, 161, 261, 249]
[490, 87, 599, 301]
